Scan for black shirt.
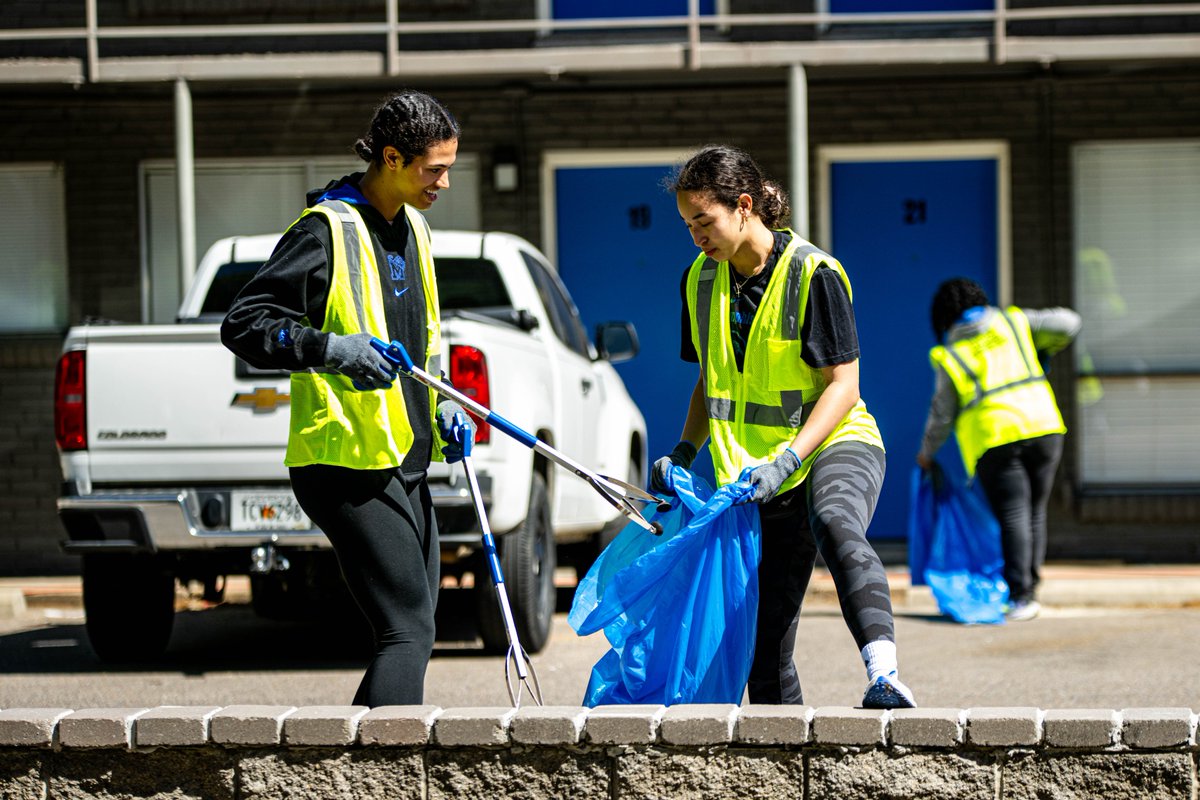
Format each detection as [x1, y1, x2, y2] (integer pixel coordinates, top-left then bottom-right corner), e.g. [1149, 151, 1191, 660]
[221, 174, 432, 477]
[679, 230, 860, 371]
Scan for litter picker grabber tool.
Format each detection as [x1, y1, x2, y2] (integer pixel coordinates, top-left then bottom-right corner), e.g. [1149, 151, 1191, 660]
[451, 415, 544, 708]
[365, 337, 666, 535]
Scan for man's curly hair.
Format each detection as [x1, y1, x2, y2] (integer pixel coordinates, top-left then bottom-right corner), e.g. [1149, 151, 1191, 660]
[930, 277, 991, 340]
[354, 90, 460, 167]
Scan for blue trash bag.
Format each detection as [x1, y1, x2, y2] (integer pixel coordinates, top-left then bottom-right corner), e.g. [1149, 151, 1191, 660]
[907, 467, 935, 588]
[568, 465, 761, 706]
[908, 464, 1009, 624]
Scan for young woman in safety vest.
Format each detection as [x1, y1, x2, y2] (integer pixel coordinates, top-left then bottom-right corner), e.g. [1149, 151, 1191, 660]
[221, 90, 470, 706]
[917, 278, 1081, 622]
[652, 145, 916, 709]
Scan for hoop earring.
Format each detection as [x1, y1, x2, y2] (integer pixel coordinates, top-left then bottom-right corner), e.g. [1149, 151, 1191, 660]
[739, 215, 745, 232]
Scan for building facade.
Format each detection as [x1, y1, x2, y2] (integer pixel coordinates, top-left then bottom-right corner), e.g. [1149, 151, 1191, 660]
[2, 1, 1198, 572]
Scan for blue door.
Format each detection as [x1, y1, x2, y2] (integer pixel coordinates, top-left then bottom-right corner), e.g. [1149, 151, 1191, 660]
[832, 0, 991, 11]
[830, 157, 999, 539]
[553, 163, 717, 484]
[553, 0, 714, 18]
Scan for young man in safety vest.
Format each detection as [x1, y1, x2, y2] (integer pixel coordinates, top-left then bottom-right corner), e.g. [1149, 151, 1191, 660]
[222, 90, 469, 705]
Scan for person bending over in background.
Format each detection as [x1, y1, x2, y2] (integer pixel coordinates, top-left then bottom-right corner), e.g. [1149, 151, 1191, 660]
[221, 90, 469, 706]
[651, 144, 916, 709]
[917, 277, 1081, 622]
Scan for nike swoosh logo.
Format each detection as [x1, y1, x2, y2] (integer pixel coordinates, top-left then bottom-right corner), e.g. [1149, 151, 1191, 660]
[393, 287, 409, 297]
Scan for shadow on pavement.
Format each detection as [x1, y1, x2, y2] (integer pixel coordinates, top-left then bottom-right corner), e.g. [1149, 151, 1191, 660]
[0, 585, 581, 674]
[0, 604, 371, 674]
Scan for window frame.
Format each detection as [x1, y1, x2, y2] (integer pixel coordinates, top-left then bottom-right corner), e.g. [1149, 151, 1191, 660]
[1071, 138, 1200, 490]
[0, 161, 68, 333]
[138, 153, 479, 323]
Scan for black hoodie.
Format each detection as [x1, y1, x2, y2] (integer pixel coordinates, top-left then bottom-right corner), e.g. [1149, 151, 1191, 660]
[221, 173, 432, 475]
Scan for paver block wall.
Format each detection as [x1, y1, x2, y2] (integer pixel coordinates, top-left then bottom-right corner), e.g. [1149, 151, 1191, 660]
[0, 705, 1196, 798]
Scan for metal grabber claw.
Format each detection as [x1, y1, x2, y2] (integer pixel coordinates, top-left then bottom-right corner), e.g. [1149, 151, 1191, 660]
[368, 337, 664, 536]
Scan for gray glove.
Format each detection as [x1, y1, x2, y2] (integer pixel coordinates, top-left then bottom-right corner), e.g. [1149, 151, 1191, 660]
[435, 400, 474, 464]
[741, 448, 802, 504]
[650, 441, 698, 496]
[324, 332, 397, 390]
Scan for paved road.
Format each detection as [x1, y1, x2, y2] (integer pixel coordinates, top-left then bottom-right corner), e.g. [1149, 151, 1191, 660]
[1, 582, 1197, 710]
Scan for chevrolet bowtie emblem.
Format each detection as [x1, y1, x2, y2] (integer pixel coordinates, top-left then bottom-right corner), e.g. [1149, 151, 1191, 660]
[231, 387, 290, 413]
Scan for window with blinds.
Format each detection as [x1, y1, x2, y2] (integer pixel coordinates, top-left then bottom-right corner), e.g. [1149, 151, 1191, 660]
[0, 163, 67, 332]
[1073, 140, 1200, 486]
[141, 154, 480, 323]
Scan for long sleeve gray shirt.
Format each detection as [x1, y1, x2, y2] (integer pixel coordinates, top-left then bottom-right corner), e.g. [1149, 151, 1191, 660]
[917, 306, 1082, 460]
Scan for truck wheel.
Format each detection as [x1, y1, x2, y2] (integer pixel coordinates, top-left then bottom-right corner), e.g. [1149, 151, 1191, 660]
[82, 554, 176, 662]
[477, 472, 556, 655]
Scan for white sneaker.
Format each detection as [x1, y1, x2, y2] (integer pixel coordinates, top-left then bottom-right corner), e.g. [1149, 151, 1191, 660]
[1005, 600, 1042, 622]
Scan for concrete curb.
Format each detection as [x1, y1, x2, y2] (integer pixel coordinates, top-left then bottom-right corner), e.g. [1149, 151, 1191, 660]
[0, 588, 26, 619]
[5, 566, 1200, 620]
[818, 566, 1200, 612]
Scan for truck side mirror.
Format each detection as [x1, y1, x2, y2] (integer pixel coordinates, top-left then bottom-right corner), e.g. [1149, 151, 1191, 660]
[594, 321, 639, 363]
[516, 309, 540, 332]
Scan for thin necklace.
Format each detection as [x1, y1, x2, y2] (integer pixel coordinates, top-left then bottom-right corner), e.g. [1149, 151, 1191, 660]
[730, 263, 764, 297]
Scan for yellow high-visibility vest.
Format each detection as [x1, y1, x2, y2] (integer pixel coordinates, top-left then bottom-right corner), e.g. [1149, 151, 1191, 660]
[686, 232, 883, 493]
[285, 200, 443, 469]
[931, 306, 1065, 477]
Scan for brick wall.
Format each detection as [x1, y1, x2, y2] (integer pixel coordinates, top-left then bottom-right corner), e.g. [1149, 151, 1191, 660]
[0, 337, 74, 575]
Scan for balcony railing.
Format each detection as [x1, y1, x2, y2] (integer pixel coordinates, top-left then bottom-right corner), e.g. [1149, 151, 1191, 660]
[1, 1, 1198, 83]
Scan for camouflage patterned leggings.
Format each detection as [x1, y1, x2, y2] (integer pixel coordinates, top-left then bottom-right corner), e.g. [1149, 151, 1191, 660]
[747, 440, 893, 704]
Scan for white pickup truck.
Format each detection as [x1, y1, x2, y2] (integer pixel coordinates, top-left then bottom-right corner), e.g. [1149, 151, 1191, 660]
[53, 229, 647, 662]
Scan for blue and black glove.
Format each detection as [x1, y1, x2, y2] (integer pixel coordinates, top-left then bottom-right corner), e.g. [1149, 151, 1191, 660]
[649, 440, 698, 497]
[324, 332, 397, 390]
[435, 400, 475, 464]
[739, 448, 802, 505]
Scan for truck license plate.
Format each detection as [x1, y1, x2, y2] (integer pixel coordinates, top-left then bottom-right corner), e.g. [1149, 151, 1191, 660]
[230, 490, 311, 531]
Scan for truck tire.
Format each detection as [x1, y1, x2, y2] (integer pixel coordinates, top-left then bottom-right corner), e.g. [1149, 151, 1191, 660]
[477, 472, 555, 655]
[82, 554, 176, 662]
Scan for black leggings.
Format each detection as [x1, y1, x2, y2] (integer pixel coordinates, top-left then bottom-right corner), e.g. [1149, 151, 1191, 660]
[974, 433, 1064, 605]
[748, 440, 892, 704]
[289, 464, 439, 707]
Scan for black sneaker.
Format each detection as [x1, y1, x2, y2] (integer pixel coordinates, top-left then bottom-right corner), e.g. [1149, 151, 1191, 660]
[862, 672, 917, 709]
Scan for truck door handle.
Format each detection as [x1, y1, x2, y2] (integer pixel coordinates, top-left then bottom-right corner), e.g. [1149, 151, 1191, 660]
[580, 378, 593, 396]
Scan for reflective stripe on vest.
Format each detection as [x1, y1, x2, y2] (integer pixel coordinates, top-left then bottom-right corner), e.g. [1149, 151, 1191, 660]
[284, 200, 443, 469]
[694, 242, 824, 432]
[944, 310, 1045, 410]
[931, 307, 1065, 477]
[687, 231, 883, 491]
[704, 393, 816, 427]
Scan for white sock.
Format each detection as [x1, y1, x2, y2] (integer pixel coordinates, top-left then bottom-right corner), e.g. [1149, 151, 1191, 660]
[861, 640, 898, 682]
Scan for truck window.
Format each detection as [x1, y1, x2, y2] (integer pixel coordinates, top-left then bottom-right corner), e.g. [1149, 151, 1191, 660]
[436, 258, 512, 311]
[200, 256, 513, 319]
[201, 261, 265, 317]
[521, 252, 591, 359]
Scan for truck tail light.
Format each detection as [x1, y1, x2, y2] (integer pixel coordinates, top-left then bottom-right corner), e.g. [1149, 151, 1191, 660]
[55, 350, 87, 451]
[448, 344, 490, 444]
